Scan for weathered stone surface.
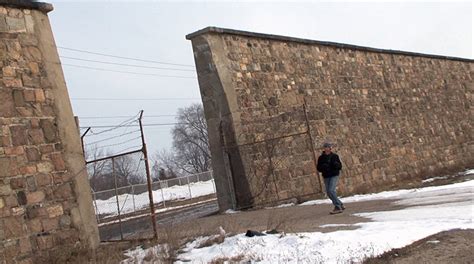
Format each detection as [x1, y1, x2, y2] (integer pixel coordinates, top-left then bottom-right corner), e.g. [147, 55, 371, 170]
[0, 4, 110, 260]
[36, 161, 54, 173]
[46, 205, 63, 218]
[25, 147, 40, 161]
[10, 125, 28, 146]
[0, 157, 16, 177]
[26, 191, 44, 204]
[50, 152, 66, 171]
[6, 16, 26, 32]
[0, 184, 12, 195]
[10, 177, 26, 189]
[12, 89, 25, 106]
[188, 28, 474, 209]
[40, 119, 57, 142]
[0, 89, 15, 117]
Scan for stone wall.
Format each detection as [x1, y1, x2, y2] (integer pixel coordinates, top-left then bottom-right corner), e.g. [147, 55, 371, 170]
[0, 2, 99, 263]
[187, 27, 473, 211]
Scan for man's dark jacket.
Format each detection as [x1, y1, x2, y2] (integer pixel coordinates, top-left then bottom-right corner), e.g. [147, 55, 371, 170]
[317, 152, 342, 178]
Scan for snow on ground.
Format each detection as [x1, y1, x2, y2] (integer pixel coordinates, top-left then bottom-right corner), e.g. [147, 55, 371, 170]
[94, 180, 215, 217]
[173, 180, 473, 263]
[125, 172, 473, 263]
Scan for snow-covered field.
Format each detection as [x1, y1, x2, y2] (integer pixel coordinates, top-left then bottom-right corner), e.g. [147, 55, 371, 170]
[125, 170, 473, 263]
[94, 180, 216, 217]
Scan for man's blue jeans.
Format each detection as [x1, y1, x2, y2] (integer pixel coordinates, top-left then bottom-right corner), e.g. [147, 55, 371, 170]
[323, 175, 343, 209]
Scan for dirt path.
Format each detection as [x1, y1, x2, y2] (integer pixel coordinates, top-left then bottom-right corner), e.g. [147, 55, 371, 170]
[364, 229, 474, 264]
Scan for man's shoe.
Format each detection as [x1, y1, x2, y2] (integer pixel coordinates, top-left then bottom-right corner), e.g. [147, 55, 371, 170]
[341, 205, 345, 211]
[330, 208, 343, 215]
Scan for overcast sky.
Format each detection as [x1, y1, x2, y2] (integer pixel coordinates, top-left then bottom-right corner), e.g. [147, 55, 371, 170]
[46, 1, 472, 156]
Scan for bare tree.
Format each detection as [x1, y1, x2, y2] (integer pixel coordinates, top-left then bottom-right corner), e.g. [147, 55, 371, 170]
[152, 103, 211, 177]
[172, 103, 211, 174]
[152, 149, 180, 180]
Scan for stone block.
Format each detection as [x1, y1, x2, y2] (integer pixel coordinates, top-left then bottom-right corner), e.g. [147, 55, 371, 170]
[10, 125, 28, 146]
[46, 205, 63, 218]
[54, 183, 73, 200]
[6, 17, 26, 32]
[0, 16, 7, 32]
[23, 89, 36, 102]
[4, 146, 24, 155]
[22, 75, 40, 88]
[0, 197, 4, 209]
[0, 89, 15, 117]
[19, 237, 32, 254]
[35, 89, 45, 102]
[10, 177, 26, 189]
[36, 235, 54, 250]
[24, 14, 34, 33]
[59, 215, 71, 228]
[3, 78, 22, 87]
[4, 216, 24, 238]
[26, 191, 45, 204]
[40, 119, 57, 143]
[11, 206, 25, 216]
[28, 62, 39, 75]
[27, 218, 42, 233]
[28, 129, 45, 145]
[19, 166, 36, 177]
[36, 161, 54, 173]
[41, 218, 59, 232]
[2, 66, 15, 77]
[5, 195, 18, 207]
[50, 153, 66, 171]
[26, 205, 47, 219]
[25, 147, 40, 161]
[26, 176, 36, 191]
[0, 184, 12, 195]
[36, 173, 51, 187]
[39, 144, 54, 154]
[12, 89, 25, 107]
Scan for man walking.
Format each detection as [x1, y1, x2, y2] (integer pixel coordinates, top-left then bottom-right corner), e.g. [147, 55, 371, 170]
[317, 142, 344, 214]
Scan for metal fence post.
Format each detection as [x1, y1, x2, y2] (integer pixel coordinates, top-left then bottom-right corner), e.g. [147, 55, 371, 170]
[197, 173, 200, 182]
[187, 175, 192, 199]
[131, 184, 136, 213]
[139, 110, 158, 240]
[303, 101, 323, 192]
[92, 191, 100, 224]
[112, 157, 124, 240]
[160, 180, 166, 208]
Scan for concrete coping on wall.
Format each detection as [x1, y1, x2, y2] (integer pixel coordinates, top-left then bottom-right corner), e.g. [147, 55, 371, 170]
[186, 26, 474, 63]
[0, 0, 53, 13]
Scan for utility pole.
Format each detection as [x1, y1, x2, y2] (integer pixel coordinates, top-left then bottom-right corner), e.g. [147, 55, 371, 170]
[139, 110, 158, 239]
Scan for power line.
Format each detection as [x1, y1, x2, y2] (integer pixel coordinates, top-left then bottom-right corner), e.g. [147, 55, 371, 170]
[60, 56, 196, 72]
[57, 46, 194, 68]
[92, 136, 142, 149]
[84, 129, 141, 146]
[87, 113, 140, 136]
[62, 64, 197, 79]
[80, 123, 183, 129]
[79, 115, 177, 119]
[71, 97, 200, 101]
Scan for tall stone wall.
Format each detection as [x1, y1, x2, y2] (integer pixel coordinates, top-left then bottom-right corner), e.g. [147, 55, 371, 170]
[187, 27, 473, 211]
[0, 2, 99, 263]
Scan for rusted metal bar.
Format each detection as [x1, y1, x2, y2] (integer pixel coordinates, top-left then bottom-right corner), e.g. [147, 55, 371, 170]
[80, 127, 91, 156]
[303, 101, 323, 192]
[225, 131, 308, 149]
[112, 157, 124, 240]
[85, 149, 142, 164]
[139, 110, 158, 240]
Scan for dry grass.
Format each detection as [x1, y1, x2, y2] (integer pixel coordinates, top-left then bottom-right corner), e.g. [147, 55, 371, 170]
[209, 254, 247, 264]
[43, 241, 131, 264]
